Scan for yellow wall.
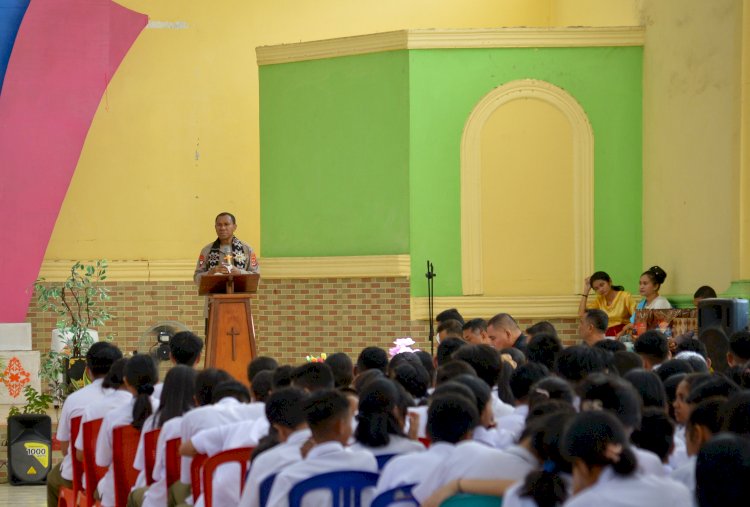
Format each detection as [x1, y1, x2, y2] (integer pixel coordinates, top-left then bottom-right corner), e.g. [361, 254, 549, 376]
[551, 0, 641, 26]
[642, 0, 743, 295]
[44, 0, 552, 261]
[741, 0, 750, 279]
[480, 98, 575, 296]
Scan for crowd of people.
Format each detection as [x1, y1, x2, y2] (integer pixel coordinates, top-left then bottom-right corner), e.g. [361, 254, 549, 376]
[48, 289, 750, 507]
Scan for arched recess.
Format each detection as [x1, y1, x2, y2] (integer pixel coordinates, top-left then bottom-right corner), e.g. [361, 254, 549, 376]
[461, 79, 594, 296]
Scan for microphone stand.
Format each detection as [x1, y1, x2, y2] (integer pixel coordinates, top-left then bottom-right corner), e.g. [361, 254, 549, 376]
[426, 261, 436, 356]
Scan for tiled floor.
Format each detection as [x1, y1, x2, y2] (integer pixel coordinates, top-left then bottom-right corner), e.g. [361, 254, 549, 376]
[0, 483, 46, 506]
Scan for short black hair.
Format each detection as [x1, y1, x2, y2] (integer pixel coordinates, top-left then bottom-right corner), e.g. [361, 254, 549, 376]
[292, 362, 335, 391]
[266, 387, 309, 429]
[526, 333, 562, 371]
[451, 374, 491, 415]
[655, 359, 694, 382]
[86, 342, 123, 376]
[324, 352, 354, 389]
[251, 370, 274, 402]
[272, 365, 294, 388]
[436, 337, 466, 366]
[562, 411, 638, 477]
[611, 351, 643, 377]
[689, 398, 725, 435]
[195, 368, 231, 406]
[304, 389, 351, 434]
[525, 321, 558, 338]
[427, 395, 479, 443]
[391, 360, 430, 400]
[436, 308, 464, 325]
[623, 369, 667, 409]
[696, 434, 750, 507]
[435, 360, 477, 385]
[212, 380, 251, 403]
[594, 339, 626, 354]
[729, 331, 750, 362]
[584, 309, 609, 333]
[630, 408, 674, 462]
[686, 376, 740, 405]
[509, 363, 550, 402]
[676, 339, 708, 358]
[414, 351, 436, 385]
[247, 356, 279, 384]
[462, 318, 487, 333]
[215, 211, 236, 224]
[693, 286, 717, 299]
[633, 330, 670, 362]
[437, 319, 464, 338]
[500, 347, 527, 367]
[554, 345, 609, 383]
[527, 377, 575, 410]
[578, 374, 641, 429]
[451, 344, 501, 389]
[356, 347, 388, 374]
[169, 331, 204, 366]
[720, 391, 750, 438]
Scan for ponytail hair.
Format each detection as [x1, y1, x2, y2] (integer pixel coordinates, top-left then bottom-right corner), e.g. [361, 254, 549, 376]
[126, 354, 158, 431]
[590, 271, 624, 292]
[642, 266, 667, 287]
[156, 365, 196, 427]
[519, 411, 574, 507]
[354, 378, 405, 447]
[102, 357, 128, 389]
[562, 411, 637, 477]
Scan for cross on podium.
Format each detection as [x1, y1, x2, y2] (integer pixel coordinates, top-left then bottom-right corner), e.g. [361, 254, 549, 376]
[227, 327, 240, 360]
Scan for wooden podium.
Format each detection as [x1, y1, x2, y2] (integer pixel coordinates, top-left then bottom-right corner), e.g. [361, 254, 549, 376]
[199, 273, 260, 384]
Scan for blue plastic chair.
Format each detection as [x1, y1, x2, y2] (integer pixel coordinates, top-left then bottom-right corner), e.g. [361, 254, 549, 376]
[376, 454, 398, 470]
[288, 470, 379, 507]
[370, 483, 418, 507]
[259, 472, 277, 507]
[439, 494, 503, 506]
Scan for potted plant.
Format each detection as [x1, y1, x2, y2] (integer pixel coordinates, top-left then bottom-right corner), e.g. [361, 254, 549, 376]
[34, 260, 112, 405]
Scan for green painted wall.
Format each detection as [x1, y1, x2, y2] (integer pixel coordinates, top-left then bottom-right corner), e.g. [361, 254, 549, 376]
[408, 47, 643, 296]
[260, 51, 410, 256]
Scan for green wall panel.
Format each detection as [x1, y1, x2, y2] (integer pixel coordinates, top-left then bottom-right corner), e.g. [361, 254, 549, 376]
[260, 51, 410, 257]
[408, 47, 643, 296]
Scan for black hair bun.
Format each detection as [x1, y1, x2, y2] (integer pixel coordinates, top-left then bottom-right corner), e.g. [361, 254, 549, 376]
[648, 266, 667, 285]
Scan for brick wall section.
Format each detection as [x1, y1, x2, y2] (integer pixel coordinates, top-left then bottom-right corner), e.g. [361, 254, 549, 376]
[26, 278, 581, 368]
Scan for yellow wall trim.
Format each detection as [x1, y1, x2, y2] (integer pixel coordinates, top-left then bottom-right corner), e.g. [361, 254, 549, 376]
[256, 27, 645, 66]
[460, 79, 594, 295]
[38, 255, 411, 282]
[411, 295, 581, 320]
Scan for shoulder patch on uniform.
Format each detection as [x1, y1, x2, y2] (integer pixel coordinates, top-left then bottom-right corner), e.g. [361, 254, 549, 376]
[251, 252, 258, 268]
[198, 255, 205, 266]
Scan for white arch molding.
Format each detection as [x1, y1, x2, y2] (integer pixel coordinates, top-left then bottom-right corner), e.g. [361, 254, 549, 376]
[460, 79, 594, 296]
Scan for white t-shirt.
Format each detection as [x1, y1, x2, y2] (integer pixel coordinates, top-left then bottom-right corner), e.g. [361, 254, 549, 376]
[349, 435, 425, 457]
[238, 428, 313, 507]
[563, 466, 691, 507]
[646, 296, 672, 310]
[141, 416, 184, 507]
[491, 390, 515, 419]
[670, 455, 696, 496]
[496, 405, 529, 443]
[375, 441, 453, 496]
[56, 378, 111, 480]
[265, 441, 378, 507]
[503, 473, 573, 507]
[74, 389, 133, 452]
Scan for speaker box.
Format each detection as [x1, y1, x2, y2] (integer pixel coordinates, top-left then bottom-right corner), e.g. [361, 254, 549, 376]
[698, 298, 749, 336]
[7, 414, 51, 484]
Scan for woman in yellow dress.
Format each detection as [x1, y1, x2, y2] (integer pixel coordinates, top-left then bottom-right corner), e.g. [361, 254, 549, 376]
[579, 271, 636, 337]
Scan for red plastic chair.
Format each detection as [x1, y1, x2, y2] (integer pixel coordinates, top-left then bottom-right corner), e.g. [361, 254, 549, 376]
[143, 428, 161, 486]
[201, 447, 253, 507]
[165, 438, 182, 488]
[57, 415, 83, 507]
[81, 418, 108, 507]
[190, 453, 208, 502]
[112, 425, 141, 507]
[419, 437, 432, 448]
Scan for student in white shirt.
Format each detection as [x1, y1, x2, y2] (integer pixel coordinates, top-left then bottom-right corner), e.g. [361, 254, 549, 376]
[96, 354, 160, 507]
[423, 410, 576, 507]
[375, 392, 478, 497]
[695, 433, 750, 507]
[671, 398, 725, 495]
[448, 374, 498, 447]
[48, 342, 122, 507]
[171, 368, 232, 506]
[238, 387, 311, 507]
[348, 378, 424, 458]
[74, 358, 133, 462]
[561, 411, 691, 507]
[452, 344, 514, 419]
[579, 374, 667, 476]
[127, 365, 196, 507]
[499, 363, 549, 441]
[152, 331, 204, 399]
[266, 389, 378, 507]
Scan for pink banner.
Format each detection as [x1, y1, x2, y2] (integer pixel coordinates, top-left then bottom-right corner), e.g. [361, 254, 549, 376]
[0, 0, 147, 322]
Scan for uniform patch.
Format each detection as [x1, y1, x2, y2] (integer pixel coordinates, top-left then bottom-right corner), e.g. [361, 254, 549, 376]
[251, 252, 258, 269]
[198, 255, 205, 267]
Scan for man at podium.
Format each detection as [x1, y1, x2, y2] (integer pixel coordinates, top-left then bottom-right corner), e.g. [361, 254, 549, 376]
[194, 212, 260, 282]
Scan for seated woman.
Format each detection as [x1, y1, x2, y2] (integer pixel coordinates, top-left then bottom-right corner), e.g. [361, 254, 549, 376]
[620, 266, 672, 337]
[580, 271, 636, 337]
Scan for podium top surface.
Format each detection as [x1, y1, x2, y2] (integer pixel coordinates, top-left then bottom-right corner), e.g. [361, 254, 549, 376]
[198, 273, 260, 295]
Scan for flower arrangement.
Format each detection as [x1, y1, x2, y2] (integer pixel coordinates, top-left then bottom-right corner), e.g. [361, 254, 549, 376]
[305, 353, 327, 363]
[389, 337, 419, 358]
